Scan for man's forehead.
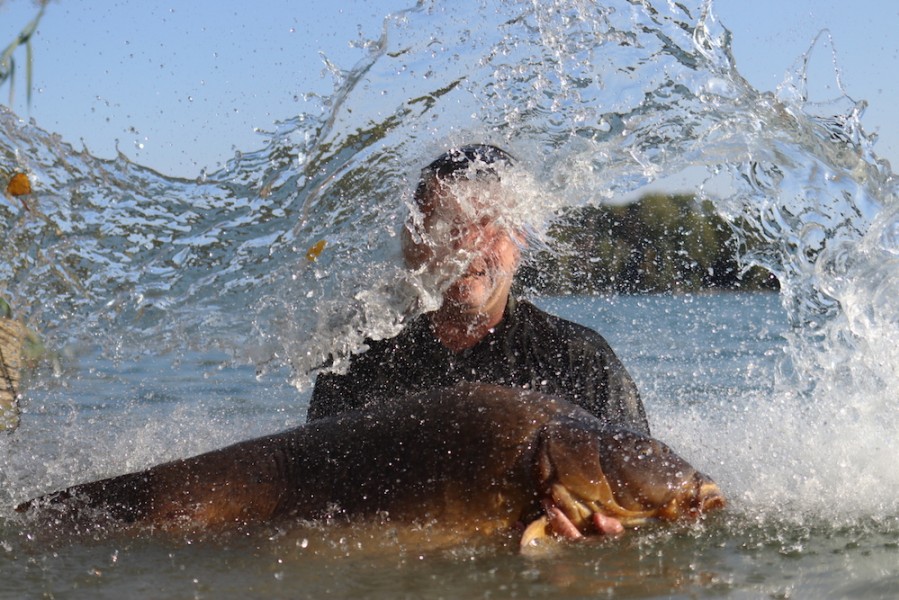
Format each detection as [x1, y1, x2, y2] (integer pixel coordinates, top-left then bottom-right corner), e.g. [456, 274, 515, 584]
[424, 179, 510, 217]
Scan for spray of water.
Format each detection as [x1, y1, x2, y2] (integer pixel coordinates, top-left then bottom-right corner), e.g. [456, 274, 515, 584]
[1, 0, 896, 523]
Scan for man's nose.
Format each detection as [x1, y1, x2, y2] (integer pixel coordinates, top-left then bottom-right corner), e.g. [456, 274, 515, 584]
[454, 222, 503, 249]
[465, 228, 486, 248]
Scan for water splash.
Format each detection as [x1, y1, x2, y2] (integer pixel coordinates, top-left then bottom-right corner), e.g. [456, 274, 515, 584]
[1, 0, 897, 522]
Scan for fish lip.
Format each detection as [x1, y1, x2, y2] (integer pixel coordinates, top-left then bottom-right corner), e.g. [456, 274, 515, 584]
[695, 481, 726, 515]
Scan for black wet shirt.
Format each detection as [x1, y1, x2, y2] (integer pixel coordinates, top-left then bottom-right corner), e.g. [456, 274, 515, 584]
[307, 298, 650, 435]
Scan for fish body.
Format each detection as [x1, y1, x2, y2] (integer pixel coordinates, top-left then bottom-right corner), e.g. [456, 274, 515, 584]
[18, 383, 724, 543]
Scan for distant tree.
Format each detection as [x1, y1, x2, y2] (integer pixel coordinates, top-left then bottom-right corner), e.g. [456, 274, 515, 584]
[519, 193, 778, 294]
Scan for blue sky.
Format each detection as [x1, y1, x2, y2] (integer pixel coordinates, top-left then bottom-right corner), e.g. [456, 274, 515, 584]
[716, 0, 899, 166]
[1, 0, 897, 178]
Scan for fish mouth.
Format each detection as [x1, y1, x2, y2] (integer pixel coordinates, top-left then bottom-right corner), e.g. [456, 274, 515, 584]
[520, 478, 726, 549]
[694, 481, 727, 515]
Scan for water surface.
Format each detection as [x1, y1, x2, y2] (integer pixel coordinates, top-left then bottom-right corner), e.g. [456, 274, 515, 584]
[3, 293, 896, 598]
[1, 0, 898, 596]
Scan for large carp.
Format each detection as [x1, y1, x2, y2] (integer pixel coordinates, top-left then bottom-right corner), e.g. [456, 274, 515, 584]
[17, 383, 724, 547]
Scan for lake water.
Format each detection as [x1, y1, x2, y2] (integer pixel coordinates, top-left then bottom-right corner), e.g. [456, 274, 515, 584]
[1, 292, 896, 599]
[2, 0, 899, 596]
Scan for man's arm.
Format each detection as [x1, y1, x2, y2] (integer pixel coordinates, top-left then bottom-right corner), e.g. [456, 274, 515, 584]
[513, 302, 650, 435]
[308, 361, 381, 422]
[307, 372, 352, 422]
[580, 339, 649, 435]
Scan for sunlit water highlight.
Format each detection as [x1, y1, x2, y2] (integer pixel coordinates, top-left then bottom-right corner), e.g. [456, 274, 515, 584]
[0, 0, 897, 596]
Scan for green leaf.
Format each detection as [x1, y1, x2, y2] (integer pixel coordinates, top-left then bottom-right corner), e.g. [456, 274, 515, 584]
[0, 298, 11, 320]
[0, 2, 47, 108]
[26, 39, 34, 107]
[7, 56, 14, 106]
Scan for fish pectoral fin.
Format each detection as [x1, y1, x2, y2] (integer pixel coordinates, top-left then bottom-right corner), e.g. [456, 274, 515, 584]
[519, 515, 551, 549]
[519, 496, 588, 551]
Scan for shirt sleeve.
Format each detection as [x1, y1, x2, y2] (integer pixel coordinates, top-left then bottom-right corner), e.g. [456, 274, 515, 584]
[565, 328, 650, 435]
[510, 302, 650, 435]
[306, 320, 440, 422]
[307, 370, 357, 422]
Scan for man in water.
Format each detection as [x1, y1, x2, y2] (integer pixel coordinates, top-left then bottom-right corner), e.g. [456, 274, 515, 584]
[307, 144, 650, 439]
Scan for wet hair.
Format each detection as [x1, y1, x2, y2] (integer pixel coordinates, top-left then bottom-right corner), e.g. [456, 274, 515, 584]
[413, 144, 515, 205]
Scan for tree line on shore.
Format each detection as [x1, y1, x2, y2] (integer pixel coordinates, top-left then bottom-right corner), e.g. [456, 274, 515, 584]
[519, 192, 779, 294]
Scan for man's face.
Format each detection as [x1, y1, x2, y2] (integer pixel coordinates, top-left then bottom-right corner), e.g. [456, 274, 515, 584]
[404, 178, 522, 314]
